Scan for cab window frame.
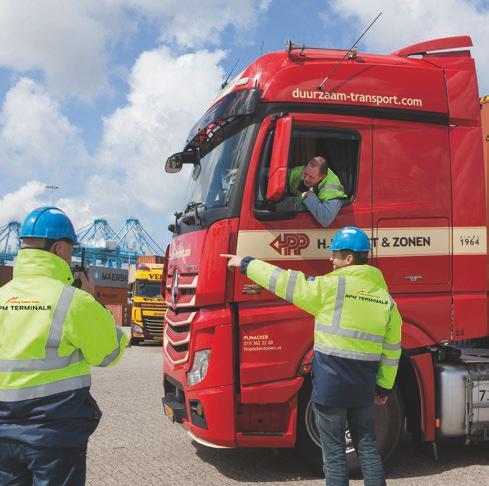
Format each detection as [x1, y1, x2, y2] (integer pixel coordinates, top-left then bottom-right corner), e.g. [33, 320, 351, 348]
[254, 123, 361, 221]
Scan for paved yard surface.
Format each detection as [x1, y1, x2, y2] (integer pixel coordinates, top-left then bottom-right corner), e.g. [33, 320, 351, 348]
[87, 343, 489, 485]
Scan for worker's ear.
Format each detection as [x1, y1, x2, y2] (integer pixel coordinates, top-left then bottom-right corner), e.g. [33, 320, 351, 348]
[345, 253, 354, 266]
[50, 240, 74, 264]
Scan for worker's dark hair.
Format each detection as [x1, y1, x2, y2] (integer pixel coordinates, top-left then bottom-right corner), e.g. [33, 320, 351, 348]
[306, 156, 328, 176]
[338, 249, 369, 265]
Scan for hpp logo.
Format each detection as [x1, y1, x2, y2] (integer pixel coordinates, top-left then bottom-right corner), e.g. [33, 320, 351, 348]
[270, 233, 310, 256]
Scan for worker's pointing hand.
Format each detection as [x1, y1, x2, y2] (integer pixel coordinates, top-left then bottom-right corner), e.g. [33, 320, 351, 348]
[220, 254, 243, 269]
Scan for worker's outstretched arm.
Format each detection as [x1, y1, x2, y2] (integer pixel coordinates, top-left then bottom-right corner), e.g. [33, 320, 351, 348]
[222, 255, 329, 316]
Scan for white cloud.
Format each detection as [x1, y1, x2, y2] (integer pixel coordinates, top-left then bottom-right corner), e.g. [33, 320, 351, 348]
[129, 0, 271, 48]
[0, 0, 268, 100]
[328, 0, 489, 93]
[0, 46, 227, 247]
[0, 78, 91, 182]
[0, 1, 130, 100]
[0, 180, 47, 227]
[97, 47, 225, 223]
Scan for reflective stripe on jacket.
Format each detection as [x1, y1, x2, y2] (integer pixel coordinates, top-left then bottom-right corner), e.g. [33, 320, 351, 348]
[288, 166, 347, 201]
[0, 249, 127, 402]
[245, 259, 402, 390]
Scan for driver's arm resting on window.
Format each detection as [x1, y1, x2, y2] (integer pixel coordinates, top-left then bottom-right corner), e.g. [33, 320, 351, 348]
[289, 156, 347, 227]
[303, 196, 344, 227]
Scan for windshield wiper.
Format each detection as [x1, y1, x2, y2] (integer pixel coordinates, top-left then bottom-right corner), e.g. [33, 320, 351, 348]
[182, 201, 206, 227]
[168, 202, 206, 234]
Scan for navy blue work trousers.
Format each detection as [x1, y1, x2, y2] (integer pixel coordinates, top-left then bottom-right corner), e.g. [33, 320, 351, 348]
[0, 439, 86, 486]
[314, 403, 386, 486]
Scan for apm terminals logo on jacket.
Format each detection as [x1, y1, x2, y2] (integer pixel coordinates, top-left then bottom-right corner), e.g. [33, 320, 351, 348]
[345, 290, 388, 306]
[1, 296, 52, 311]
[270, 233, 310, 256]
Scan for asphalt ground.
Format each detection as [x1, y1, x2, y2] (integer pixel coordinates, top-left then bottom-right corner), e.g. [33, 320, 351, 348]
[87, 343, 489, 485]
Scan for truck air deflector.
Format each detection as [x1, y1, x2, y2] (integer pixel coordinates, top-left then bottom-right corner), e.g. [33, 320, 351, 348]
[392, 35, 472, 57]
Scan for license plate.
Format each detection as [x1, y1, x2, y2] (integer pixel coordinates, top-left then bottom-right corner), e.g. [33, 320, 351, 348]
[164, 403, 175, 422]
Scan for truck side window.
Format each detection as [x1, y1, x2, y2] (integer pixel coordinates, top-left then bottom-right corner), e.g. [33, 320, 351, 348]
[255, 127, 360, 218]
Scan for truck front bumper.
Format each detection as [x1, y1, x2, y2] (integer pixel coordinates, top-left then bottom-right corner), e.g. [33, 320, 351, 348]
[162, 372, 236, 448]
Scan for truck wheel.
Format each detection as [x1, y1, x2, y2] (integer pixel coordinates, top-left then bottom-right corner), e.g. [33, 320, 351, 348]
[129, 337, 141, 346]
[296, 379, 404, 476]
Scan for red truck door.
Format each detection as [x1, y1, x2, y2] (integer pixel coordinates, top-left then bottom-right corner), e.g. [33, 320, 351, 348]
[372, 119, 452, 344]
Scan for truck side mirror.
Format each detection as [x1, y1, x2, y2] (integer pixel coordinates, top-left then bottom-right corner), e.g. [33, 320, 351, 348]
[266, 114, 292, 201]
[165, 149, 200, 173]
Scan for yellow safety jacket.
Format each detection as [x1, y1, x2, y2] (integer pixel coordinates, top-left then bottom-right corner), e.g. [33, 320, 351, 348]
[288, 166, 347, 201]
[0, 249, 127, 407]
[245, 259, 402, 391]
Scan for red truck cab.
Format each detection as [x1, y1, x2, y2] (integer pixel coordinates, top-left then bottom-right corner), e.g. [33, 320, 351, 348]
[162, 36, 488, 471]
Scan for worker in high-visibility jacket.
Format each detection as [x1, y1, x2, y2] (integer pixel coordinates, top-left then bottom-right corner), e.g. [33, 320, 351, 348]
[0, 207, 127, 485]
[222, 226, 401, 486]
[288, 155, 347, 227]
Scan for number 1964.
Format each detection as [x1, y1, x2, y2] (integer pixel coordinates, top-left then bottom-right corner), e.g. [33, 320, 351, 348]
[460, 235, 480, 246]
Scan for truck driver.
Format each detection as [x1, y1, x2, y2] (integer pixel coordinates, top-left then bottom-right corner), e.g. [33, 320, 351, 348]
[288, 155, 347, 227]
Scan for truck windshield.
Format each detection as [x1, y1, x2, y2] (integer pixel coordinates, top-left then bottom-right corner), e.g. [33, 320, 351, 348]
[184, 124, 255, 209]
[135, 280, 161, 298]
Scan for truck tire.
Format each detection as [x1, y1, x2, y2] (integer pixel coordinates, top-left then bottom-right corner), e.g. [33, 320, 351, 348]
[296, 379, 404, 476]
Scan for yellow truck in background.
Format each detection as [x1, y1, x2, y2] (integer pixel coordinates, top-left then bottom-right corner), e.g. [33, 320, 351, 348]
[130, 262, 166, 345]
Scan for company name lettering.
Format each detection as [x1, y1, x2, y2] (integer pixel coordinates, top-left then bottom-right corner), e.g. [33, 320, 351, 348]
[345, 293, 388, 305]
[101, 272, 127, 282]
[317, 235, 431, 250]
[1, 304, 52, 311]
[292, 88, 423, 108]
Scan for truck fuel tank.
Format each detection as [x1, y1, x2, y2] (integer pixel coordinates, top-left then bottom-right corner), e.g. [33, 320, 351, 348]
[436, 352, 489, 441]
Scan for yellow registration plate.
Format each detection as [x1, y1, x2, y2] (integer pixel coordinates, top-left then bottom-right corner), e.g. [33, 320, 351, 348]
[164, 403, 175, 422]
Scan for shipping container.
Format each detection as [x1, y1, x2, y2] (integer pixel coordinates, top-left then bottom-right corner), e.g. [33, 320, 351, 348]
[0, 266, 13, 287]
[136, 255, 164, 264]
[88, 266, 128, 289]
[106, 303, 132, 326]
[94, 286, 128, 305]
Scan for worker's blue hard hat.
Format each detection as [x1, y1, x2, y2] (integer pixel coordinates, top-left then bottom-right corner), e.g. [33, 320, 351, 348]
[20, 207, 78, 244]
[328, 226, 370, 252]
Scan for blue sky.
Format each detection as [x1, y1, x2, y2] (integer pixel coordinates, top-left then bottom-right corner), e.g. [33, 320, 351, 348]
[1, 0, 488, 250]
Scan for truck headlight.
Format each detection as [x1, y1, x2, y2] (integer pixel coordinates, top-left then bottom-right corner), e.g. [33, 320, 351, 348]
[132, 324, 144, 334]
[187, 349, 211, 386]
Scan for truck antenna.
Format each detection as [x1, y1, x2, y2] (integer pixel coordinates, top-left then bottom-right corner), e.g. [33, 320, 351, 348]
[221, 57, 241, 89]
[317, 11, 382, 91]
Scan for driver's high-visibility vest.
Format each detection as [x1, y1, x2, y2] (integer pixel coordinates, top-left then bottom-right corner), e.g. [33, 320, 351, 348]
[245, 259, 402, 391]
[288, 166, 347, 201]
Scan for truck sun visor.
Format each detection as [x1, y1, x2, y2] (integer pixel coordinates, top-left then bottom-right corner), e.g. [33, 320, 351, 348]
[185, 89, 262, 149]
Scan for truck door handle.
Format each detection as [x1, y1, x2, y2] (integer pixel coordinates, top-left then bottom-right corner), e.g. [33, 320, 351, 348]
[404, 275, 423, 282]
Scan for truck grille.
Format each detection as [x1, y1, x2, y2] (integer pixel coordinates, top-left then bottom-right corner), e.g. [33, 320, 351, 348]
[140, 302, 166, 310]
[142, 315, 164, 338]
[163, 273, 198, 365]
